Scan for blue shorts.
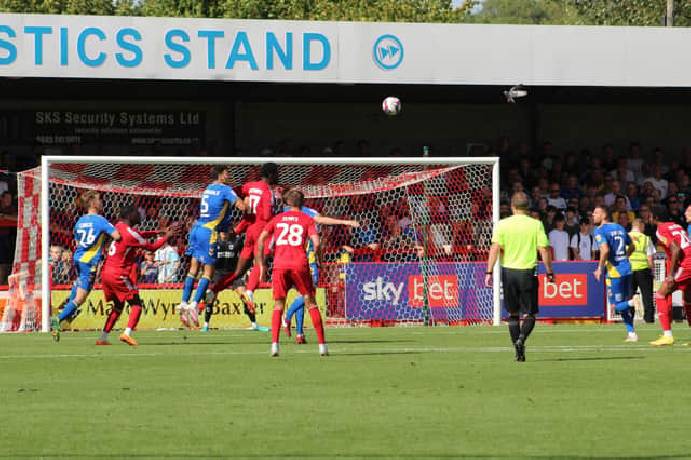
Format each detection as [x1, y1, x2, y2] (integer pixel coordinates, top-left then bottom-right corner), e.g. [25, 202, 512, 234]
[74, 262, 97, 291]
[185, 223, 218, 266]
[607, 274, 632, 305]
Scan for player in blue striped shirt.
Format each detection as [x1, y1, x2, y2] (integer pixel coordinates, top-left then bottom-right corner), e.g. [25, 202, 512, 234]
[51, 191, 120, 341]
[592, 205, 637, 342]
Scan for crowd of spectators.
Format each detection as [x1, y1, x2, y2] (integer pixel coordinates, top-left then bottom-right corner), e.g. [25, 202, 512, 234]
[3, 139, 691, 286]
[499, 141, 691, 261]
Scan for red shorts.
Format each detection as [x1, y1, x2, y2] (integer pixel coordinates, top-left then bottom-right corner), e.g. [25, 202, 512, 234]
[101, 272, 138, 303]
[240, 223, 272, 260]
[272, 267, 315, 300]
[673, 265, 691, 290]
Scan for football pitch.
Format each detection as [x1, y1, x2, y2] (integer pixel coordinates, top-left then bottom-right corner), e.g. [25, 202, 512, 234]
[2, 324, 691, 459]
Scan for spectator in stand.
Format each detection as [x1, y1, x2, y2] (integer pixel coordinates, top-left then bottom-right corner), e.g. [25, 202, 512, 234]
[154, 237, 180, 283]
[50, 245, 70, 285]
[60, 248, 75, 282]
[610, 157, 634, 184]
[547, 183, 566, 210]
[548, 213, 570, 261]
[562, 175, 582, 200]
[0, 191, 17, 284]
[643, 164, 669, 199]
[612, 195, 635, 223]
[570, 218, 595, 261]
[629, 218, 656, 323]
[626, 182, 641, 211]
[617, 211, 632, 232]
[140, 250, 159, 283]
[604, 180, 630, 209]
[627, 142, 644, 182]
[665, 195, 685, 227]
[601, 144, 617, 172]
[564, 207, 580, 237]
[578, 196, 592, 216]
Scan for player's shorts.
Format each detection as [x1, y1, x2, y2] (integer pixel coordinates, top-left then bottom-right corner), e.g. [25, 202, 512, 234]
[74, 262, 97, 291]
[272, 266, 315, 300]
[501, 267, 538, 316]
[185, 223, 218, 266]
[240, 223, 271, 261]
[212, 270, 246, 290]
[101, 272, 138, 303]
[606, 274, 632, 306]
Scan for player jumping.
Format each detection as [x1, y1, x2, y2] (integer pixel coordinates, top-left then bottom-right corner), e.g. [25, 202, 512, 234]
[205, 163, 279, 321]
[257, 189, 327, 357]
[98, 206, 174, 346]
[592, 205, 637, 342]
[51, 190, 121, 342]
[282, 197, 359, 344]
[649, 210, 691, 346]
[178, 165, 246, 328]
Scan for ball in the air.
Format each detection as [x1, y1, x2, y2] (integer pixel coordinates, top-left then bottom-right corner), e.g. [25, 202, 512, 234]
[382, 97, 401, 116]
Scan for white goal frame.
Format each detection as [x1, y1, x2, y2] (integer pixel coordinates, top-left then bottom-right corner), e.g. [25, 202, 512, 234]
[40, 155, 501, 332]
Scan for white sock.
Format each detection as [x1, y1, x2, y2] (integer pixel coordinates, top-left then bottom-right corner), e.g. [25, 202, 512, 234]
[246, 291, 254, 302]
[124, 327, 132, 336]
[203, 321, 209, 328]
[251, 322, 257, 329]
[664, 330, 673, 337]
[628, 299, 635, 307]
[99, 331, 109, 341]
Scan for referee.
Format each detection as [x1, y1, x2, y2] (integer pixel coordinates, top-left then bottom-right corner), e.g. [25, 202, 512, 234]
[485, 192, 555, 362]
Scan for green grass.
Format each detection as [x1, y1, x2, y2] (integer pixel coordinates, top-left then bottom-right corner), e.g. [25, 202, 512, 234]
[1, 323, 691, 459]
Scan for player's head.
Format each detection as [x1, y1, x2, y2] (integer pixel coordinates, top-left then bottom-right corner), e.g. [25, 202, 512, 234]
[685, 202, 691, 224]
[119, 205, 141, 226]
[591, 205, 608, 225]
[212, 165, 230, 184]
[261, 162, 279, 185]
[79, 190, 102, 212]
[510, 192, 530, 214]
[284, 189, 304, 209]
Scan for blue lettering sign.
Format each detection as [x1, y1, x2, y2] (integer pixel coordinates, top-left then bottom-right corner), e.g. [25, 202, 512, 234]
[115, 28, 142, 68]
[225, 31, 258, 70]
[77, 27, 106, 67]
[164, 29, 191, 69]
[0, 25, 17, 65]
[266, 32, 292, 71]
[303, 33, 330, 71]
[59, 27, 68, 65]
[24, 25, 52, 65]
[197, 30, 223, 70]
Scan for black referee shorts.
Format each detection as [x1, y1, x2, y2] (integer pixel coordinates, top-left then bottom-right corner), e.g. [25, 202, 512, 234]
[501, 267, 539, 316]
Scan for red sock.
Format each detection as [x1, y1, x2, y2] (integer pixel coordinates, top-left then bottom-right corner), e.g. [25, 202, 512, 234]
[246, 265, 261, 292]
[213, 272, 238, 293]
[104, 308, 121, 333]
[271, 309, 282, 343]
[656, 294, 672, 331]
[127, 305, 142, 330]
[308, 307, 326, 345]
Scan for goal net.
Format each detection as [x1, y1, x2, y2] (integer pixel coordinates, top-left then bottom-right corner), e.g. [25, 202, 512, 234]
[1, 157, 499, 333]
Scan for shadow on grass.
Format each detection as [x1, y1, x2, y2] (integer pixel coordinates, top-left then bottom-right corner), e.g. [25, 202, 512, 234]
[2, 454, 686, 459]
[536, 356, 644, 362]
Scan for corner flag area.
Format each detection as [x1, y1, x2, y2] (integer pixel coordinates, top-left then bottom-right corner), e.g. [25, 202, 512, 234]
[2, 324, 690, 458]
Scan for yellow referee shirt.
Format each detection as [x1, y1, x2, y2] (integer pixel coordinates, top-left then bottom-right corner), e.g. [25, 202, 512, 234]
[492, 214, 550, 269]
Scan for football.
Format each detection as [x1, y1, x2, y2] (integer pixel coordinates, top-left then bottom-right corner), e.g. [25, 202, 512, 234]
[382, 96, 401, 115]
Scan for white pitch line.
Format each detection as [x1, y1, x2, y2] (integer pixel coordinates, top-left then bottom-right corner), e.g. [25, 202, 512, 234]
[0, 344, 687, 360]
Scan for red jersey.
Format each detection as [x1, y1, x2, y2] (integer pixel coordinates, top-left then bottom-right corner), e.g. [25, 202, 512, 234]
[102, 222, 167, 279]
[241, 180, 275, 228]
[263, 210, 317, 270]
[656, 222, 691, 269]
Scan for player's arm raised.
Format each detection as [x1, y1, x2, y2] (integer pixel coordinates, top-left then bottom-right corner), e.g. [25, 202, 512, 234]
[314, 215, 360, 228]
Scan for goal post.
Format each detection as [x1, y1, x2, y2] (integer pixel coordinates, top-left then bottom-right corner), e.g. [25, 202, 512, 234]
[29, 156, 500, 333]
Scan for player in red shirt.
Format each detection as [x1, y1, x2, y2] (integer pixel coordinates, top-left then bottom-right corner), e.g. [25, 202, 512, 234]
[257, 189, 327, 357]
[97, 206, 173, 347]
[206, 163, 280, 318]
[649, 214, 691, 346]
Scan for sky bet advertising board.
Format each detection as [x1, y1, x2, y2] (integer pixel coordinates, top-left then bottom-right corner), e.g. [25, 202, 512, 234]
[345, 262, 605, 321]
